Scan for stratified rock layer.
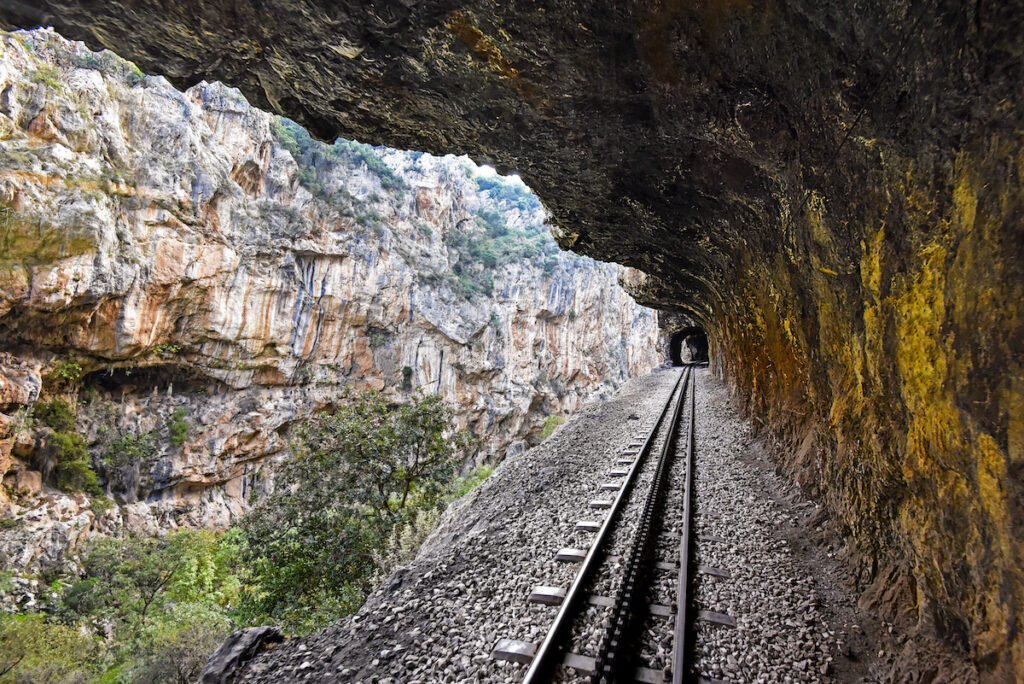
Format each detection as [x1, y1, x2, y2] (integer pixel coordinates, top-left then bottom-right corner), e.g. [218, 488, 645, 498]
[0, 2, 1021, 678]
[0, 31, 659, 571]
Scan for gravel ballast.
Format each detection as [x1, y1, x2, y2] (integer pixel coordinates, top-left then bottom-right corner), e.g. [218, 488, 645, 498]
[236, 368, 882, 683]
[692, 369, 834, 682]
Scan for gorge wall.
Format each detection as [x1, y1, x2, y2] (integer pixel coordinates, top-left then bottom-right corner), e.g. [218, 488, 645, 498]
[2, 2, 1018, 679]
[0, 30, 660, 574]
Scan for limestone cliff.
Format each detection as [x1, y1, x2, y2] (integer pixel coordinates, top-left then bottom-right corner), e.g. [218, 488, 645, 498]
[0, 30, 659, 573]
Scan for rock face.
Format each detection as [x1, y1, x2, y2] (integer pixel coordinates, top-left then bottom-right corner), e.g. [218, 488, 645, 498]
[0, 31, 659, 572]
[2, 2, 1018, 678]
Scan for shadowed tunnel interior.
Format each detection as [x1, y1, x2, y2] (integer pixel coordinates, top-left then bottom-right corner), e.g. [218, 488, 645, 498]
[669, 329, 709, 366]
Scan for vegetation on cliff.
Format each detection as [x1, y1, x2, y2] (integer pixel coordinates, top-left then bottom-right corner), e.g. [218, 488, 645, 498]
[442, 192, 560, 298]
[0, 390, 484, 683]
[238, 389, 476, 633]
[271, 117, 407, 195]
[270, 113, 560, 302]
[0, 29, 659, 681]
[32, 399, 100, 496]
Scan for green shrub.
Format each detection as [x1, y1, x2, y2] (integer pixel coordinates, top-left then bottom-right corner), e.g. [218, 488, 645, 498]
[167, 408, 189, 448]
[449, 464, 493, 499]
[49, 432, 100, 495]
[541, 415, 566, 439]
[46, 358, 84, 390]
[34, 398, 76, 432]
[270, 118, 406, 201]
[89, 495, 114, 517]
[441, 202, 551, 300]
[333, 139, 405, 191]
[65, 531, 239, 624]
[0, 389, 491, 675]
[72, 49, 142, 82]
[152, 343, 181, 357]
[58, 530, 242, 679]
[0, 613, 98, 683]
[101, 431, 157, 468]
[371, 507, 441, 582]
[71, 51, 109, 71]
[238, 389, 475, 633]
[126, 61, 144, 85]
[453, 272, 491, 299]
[51, 358, 84, 383]
[128, 604, 231, 684]
[474, 175, 542, 212]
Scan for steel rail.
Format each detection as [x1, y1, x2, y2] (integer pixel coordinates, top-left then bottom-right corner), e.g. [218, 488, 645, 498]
[590, 360, 690, 682]
[522, 367, 689, 684]
[671, 367, 697, 683]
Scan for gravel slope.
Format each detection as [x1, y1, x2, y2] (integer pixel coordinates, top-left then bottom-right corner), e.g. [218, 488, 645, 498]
[239, 369, 681, 683]
[237, 368, 883, 683]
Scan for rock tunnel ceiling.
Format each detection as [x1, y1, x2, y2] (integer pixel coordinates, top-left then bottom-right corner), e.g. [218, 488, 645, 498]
[2, 0, 1023, 678]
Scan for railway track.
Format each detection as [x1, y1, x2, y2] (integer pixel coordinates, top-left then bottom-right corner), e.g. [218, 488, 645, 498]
[492, 365, 734, 683]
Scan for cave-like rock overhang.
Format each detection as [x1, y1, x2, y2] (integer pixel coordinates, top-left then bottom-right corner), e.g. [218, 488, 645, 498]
[2, 1, 1023, 679]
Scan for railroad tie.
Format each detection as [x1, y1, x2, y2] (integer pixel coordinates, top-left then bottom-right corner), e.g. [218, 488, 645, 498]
[528, 586, 566, 606]
[697, 564, 731, 579]
[554, 548, 587, 563]
[490, 640, 602, 676]
[490, 638, 536, 664]
[698, 609, 737, 628]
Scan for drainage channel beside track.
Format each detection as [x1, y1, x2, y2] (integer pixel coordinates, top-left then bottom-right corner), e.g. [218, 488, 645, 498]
[492, 365, 734, 683]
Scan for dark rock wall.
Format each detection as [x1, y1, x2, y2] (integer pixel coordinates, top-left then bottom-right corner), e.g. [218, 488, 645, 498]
[3, 1, 1021, 677]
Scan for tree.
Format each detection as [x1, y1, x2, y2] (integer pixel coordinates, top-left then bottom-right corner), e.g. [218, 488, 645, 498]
[34, 398, 76, 432]
[238, 389, 475, 633]
[63, 531, 238, 627]
[48, 431, 100, 495]
[167, 407, 190, 447]
[0, 613, 97, 684]
[32, 398, 101, 494]
[64, 535, 187, 625]
[59, 531, 242, 681]
[128, 603, 231, 684]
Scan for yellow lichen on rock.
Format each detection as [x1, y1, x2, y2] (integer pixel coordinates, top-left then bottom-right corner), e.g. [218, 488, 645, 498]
[884, 148, 1022, 674]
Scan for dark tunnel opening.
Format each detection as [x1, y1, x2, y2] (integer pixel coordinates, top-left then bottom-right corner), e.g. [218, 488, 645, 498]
[669, 329, 709, 366]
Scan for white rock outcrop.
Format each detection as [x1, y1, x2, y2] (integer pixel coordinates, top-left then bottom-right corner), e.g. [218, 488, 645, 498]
[0, 30, 660, 571]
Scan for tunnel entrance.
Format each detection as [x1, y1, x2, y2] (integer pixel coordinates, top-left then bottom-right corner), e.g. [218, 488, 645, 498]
[669, 329, 709, 366]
